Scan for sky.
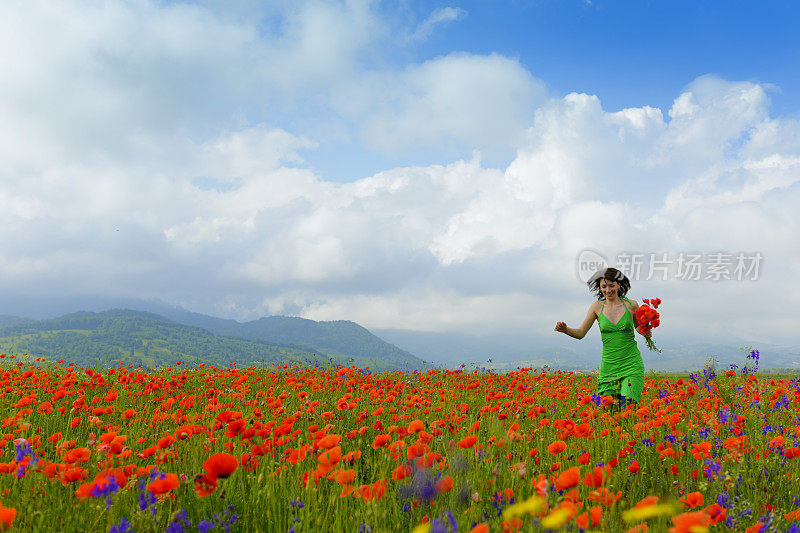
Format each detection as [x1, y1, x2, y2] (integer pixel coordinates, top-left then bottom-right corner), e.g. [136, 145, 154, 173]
[1, 0, 800, 347]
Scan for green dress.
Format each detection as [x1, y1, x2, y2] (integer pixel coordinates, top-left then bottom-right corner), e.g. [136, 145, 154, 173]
[596, 296, 645, 404]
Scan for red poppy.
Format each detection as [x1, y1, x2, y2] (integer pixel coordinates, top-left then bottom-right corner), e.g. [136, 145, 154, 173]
[0, 506, 16, 529]
[195, 473, 218, 497]
[371, 434, 391, 449]
[680, 491, 704, 509]
[547, 440, 567, 455]
[457, 435, 478, 449]
[436, 475, 453, 494]
[669, 511, 711, 533]
[392, 464, 411, 481]
[202, 453, 239, 480]
[147, 473, 180, 496]
[555, 467, 581, 491]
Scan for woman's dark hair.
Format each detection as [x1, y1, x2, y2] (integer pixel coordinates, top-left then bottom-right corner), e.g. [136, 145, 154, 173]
[587, 267, 631, 300]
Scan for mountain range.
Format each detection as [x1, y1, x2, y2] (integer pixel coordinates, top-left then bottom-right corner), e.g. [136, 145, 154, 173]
[0, 310, 427, 371]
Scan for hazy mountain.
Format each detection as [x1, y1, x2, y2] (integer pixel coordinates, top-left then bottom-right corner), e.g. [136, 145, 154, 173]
[0, 310, 421, 371]
[155, 308, 427, 371]
[0, 315, 32, 329]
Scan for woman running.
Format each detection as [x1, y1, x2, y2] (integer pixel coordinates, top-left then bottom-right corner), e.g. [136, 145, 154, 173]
[554, 267, 650, 412]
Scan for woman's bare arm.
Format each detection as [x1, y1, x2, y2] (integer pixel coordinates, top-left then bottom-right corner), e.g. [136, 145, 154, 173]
[555, 303, 598, 340]
[627, 299, 639, 329]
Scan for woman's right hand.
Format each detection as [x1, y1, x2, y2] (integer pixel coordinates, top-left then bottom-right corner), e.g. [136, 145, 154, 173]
[554, 321, 567, 333]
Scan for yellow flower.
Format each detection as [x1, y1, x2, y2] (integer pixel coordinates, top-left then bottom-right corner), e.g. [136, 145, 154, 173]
[502, 495, 545, 519]
[541, 507, 572, 529]
[622, 503, 678, 522]
[411, 522, 431, 533]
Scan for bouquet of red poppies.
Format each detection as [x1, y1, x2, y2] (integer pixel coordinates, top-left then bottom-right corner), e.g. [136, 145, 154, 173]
[635, 298, 662, 352]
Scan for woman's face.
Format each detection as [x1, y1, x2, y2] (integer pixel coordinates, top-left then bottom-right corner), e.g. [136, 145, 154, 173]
[599, 279, 619, 299]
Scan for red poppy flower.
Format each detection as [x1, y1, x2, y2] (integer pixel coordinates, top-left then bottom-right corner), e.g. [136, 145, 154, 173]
[547, 440, 567, 455]
[555, 467, 581, 491]
[195, 473, 218, 497]
[0, 506, 16, 530]
[202, 453, 239, 480]
[147, 473, 180, 496]
[457, 435, 478, 449]
[680, 491, 704, 509]
[436, 475, 453, 494]
[368, 434, 389, 451]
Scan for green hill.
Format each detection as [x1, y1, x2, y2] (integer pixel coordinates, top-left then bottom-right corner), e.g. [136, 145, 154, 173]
[0, 310, 412, 370]
[156, 309, 428, 370]
[0, 314, 32, 329]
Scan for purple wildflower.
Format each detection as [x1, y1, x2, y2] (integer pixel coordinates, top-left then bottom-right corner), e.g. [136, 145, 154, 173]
[110, 517, 132, 533]
[197, 521, 215, 533]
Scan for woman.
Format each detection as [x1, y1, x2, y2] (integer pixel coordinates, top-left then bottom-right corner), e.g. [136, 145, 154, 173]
[554, 267, 650, 412]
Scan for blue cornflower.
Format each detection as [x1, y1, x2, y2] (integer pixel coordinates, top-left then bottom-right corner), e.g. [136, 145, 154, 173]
[430, 519, 447, 533]
[197, 521, 215, 533]
[166, 522, 185, 533]
[139, 490, 157, 511]
[716, 493, 730, 508]
[110, 517, 132, 533]
[418, 477, 437, 503]
[90, 476, 120, 499]
[446, 510, 458, 532]
[15, 443, 39, 467]
[773, 397, 790, 411]
[15, 444, 28, 462]
[703, 459, 721, 480]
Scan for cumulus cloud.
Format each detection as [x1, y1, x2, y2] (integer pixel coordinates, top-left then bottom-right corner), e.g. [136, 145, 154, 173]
[0, 2, 798, 346]
[409, 7, 467, 42]
[332, 52, 549, 155]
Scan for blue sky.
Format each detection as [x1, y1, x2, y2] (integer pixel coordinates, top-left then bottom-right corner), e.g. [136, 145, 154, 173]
[410, 0, 800, 111]
[299, 0, 800, 180]
[1, 0, 799, 347]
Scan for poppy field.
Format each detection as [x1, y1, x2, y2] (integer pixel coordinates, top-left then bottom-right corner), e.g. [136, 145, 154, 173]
[1, 350, 799, 532]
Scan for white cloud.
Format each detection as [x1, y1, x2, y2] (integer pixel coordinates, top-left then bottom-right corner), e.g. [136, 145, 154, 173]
[409, 7, 467, 42]
[332, 52, 549, 154]
[0, 1, 798, 346]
